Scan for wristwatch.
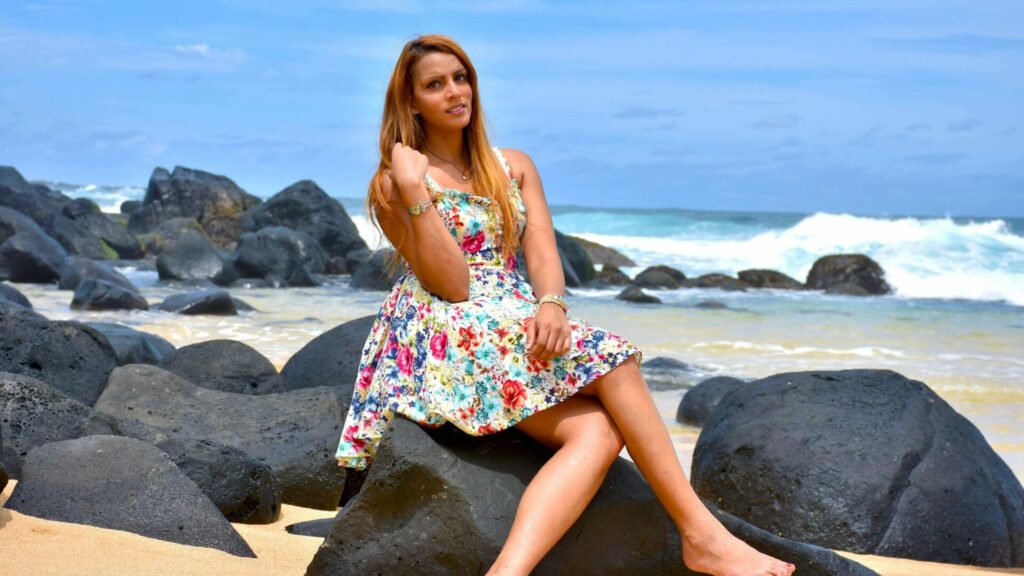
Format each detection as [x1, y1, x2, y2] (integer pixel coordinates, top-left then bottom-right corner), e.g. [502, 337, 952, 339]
[408, 198, 433, 216]
[538, 293, 569, 313]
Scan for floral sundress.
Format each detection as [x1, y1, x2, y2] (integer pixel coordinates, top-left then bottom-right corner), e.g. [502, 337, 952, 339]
[335, 147, 643, 470]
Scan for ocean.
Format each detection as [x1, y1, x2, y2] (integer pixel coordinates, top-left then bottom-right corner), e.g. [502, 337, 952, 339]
[25, 181, 1024, 482]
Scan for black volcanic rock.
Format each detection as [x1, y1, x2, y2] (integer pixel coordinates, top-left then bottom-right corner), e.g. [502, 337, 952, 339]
[156, 229, 237, 284]
[71, 278, 149, 311]
[0, 166, 71, 226]
[632, 265, 687, 289]
[806, 254, 891, 295]
[0, 371, 281, 523]
[554, 229, 596, 286]
[57, 256, 137, 292]
[4, 435, 256, 557]
[239, 179, 367, 259]
[85, 322, 176, 366]
[305, 417, 876, 576]
[160, 339, 286, 395]
[738, 269, 805, 290]
[684, 273, 748, 292]
[676, 376, 747, 426]
[692, 369, 1024, 567]
[615, 285, 661, 303]
[232, 226, 325, 287]
[0, 315, 117, 406]
[127, 166, 262, 248]
[45, 197, 143, 259]
[0, 229, 69, 283]
[95, 364, 348, 510]
[157, 289, 239, 315]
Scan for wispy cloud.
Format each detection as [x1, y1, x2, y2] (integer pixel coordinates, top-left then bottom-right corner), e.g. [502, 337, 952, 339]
[754, 115, 800, 129]
[948, 118, 983, 132]
[0, 26, 245, 74]
[873, 34, 1024, 53]
[612, 105, 684, 119]
[902, 152, 966, 165]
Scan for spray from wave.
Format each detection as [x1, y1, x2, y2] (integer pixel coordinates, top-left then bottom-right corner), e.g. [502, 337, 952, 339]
[566, 212, 1024, 306]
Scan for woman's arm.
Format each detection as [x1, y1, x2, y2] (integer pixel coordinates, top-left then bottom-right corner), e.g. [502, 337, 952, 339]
[376, 146, 470, 302]
[503, 148, 572, 360]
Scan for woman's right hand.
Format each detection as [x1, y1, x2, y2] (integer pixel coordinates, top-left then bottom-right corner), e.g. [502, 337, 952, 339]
[389, 143, 430, 202]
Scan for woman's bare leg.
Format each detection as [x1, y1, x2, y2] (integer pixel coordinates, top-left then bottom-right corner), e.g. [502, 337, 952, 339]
[486, 395, 624, 576]
[576, 354, 795, 576]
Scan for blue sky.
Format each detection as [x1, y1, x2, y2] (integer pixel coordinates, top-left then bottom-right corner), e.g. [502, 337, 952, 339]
[1, 0, 1022, 217]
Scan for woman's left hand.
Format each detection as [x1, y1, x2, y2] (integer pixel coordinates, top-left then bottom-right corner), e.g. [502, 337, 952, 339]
[525, 302, 572, 361]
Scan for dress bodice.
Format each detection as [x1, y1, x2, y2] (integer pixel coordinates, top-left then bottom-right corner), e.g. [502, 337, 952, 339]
[420, 147, 526, 271]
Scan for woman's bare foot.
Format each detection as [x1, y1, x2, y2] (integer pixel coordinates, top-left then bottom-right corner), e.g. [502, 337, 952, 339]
[681, 521, 796, 576]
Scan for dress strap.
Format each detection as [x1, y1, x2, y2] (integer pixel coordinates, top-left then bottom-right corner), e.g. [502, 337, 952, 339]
[492, 146, 513, 180]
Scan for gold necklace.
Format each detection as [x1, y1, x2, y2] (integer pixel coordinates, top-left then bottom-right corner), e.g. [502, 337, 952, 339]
[425, 146, 471, 181]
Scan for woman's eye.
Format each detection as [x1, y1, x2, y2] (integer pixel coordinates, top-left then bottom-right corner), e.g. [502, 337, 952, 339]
[427, 81, 439, 89]
[455, 73, 467, 82]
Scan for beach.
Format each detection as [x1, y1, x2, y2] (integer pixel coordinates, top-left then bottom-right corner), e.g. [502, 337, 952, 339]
[3, 188, 1023, 573]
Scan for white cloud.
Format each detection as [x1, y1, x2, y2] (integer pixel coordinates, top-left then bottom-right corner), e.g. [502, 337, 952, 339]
[175, 43, 210, 56]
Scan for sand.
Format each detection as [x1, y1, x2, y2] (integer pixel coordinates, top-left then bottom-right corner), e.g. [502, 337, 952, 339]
[1, 479, 1021, 575]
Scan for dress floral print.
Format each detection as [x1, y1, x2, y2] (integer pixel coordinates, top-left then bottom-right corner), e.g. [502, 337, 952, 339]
[336, 148, 643, 470]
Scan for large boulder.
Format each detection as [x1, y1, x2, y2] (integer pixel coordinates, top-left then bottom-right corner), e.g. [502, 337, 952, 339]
[4, 435, 256, 557]
[306, 417, 876, 576]
[639, 356, 699, 391]
[692, 369, 1024, 567]
[593, 264, 631, 286]
[0, 229, 69, 283]
[615, 285, 661, 304]
[157, 288, 239, 315]
[137, 216, 206, 255]
[127, 166, 262, 247]
[44, 197, 143, 259]
[0, 371, 281, 523]
[676, 376, 747, 426]
[0, 166, 70, 226]
[156, 229, 237, 284]
[280, 314, 375, 395]
[85, 322, 176, 365]
[0, 205, 49, 244]
[554, 229, 596, 286]
[349, 248, 403, 291]
[632, 264, 687, 289]
[71, 278, 149, 311]
[0, 281, 32, 308]
[572, 235, 636, 268]
[239, 179, 367, 259]
[805, 254, 891, 295]
[232, 226, 325, 287]
[684, 273, 748, 292]
[738, 269, 805, 290]
[57, 256, 137, 292]
[0, 315, 118, 406]
[159, 339, 286, 394]
[95, 364, 348, 509]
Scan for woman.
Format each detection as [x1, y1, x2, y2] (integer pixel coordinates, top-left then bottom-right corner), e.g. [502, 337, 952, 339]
[335, 34, 796, 576]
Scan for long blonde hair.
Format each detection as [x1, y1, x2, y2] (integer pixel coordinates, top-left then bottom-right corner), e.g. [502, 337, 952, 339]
[366, 34, 521, 275]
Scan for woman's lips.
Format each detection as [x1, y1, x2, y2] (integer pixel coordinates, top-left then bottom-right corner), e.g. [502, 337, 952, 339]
[447, 104, 466, 115]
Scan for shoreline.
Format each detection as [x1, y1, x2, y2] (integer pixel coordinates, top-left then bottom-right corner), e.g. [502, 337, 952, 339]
[4, 477, 1022, 575]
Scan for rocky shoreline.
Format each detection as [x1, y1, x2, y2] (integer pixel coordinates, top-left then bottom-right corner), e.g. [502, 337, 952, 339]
[2, 163, 1021, 573]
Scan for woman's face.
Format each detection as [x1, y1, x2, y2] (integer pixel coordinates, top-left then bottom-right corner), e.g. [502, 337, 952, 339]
[409, 52, 473, 133]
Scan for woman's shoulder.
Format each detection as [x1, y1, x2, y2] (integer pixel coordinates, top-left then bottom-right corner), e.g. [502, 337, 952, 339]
[496, 148, 536, 182]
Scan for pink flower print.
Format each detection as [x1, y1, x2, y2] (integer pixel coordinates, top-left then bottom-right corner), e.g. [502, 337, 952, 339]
[356, 367, 373, 391]
[397, 345, 413, 376]
[461, 230, 485, 253]
[429, 332, 448, 360]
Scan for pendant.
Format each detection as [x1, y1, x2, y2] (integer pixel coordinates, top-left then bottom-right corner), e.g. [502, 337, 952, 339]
[461, 174, 469, 181]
